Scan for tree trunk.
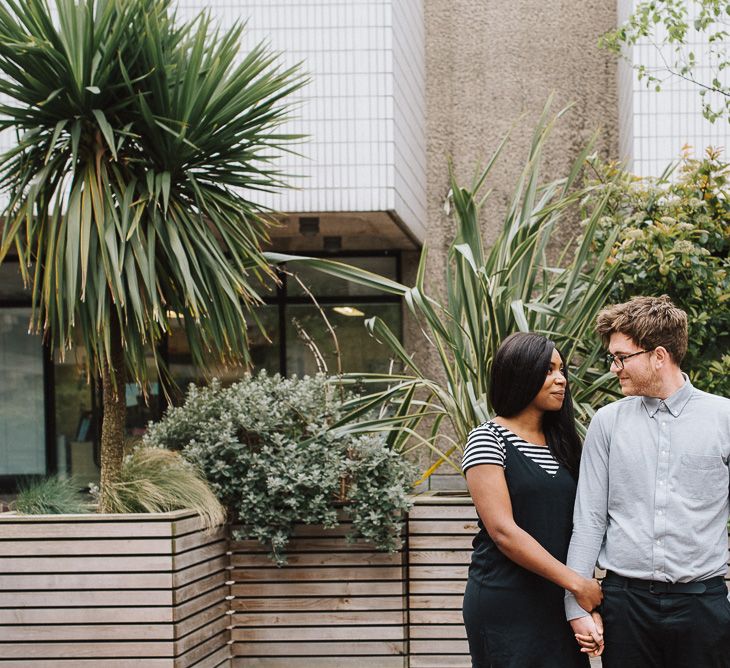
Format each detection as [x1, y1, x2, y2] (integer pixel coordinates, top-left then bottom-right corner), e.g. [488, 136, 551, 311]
[99, 311, 126, 512]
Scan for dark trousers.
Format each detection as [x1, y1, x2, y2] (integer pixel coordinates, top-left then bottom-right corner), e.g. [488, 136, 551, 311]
[601, 576, 730, 668]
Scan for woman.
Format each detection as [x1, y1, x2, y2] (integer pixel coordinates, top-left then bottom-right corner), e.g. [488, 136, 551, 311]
[462, 332, 603, 667]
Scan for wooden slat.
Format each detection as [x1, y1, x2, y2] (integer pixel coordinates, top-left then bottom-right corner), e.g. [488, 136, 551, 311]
[174, 570, 228, 605]
[409, 639, 469, 654]
[186, 643, 231, 668]
[409, 656, 470, 668]
[233, 565, 403, 582]
[409, 624, 467, 639]
[408, 505, 477, 520]
[233, 611, 404, 626]
[1, 661, 175, 667]
[231, 538, 381, 553]
[233, 581, 402, 597]
[410, 609, 464, 625]
[174, 539, 229, 571]
[407, 520, 479, 535]
[232, 551, 402, 567]
[175, 585, 230, 623]
[0, 554, 171, 573]
[0, 623, 176, 642]
[0, 641, 175, 659]
[0, 571, 171, 590]
[235, 658, 404, 667]
[172, 555, 228, 589]
[409, 594, 464, 610]
[409, 579, 466, 594]
[175, 616, 229, 655]
[0, 606, 173, 624]
[408, 550, 470, 565]
[0, 537, 174, 556]
[177, 601, 231, 638]
[408, 535, 473, 550]
[0, 589, 173, 607]
[232, 641, 405, 657]
[231, 596, 404, 612]
[408, 565, 468, 580]
[232, 625, 404, 642]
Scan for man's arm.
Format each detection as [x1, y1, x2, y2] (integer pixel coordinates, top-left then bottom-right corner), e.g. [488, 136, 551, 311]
[565, 411, 610, 621]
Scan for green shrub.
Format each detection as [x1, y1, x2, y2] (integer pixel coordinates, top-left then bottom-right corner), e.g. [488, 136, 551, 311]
[587, 150, 730, 395]
[14, 476, 90, 515]
[143, 372, 417, 563]
[102, 448, 225, 530]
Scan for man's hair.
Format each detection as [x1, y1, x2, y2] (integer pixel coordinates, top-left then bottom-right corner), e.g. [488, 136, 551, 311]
[596, 295, 688, 365]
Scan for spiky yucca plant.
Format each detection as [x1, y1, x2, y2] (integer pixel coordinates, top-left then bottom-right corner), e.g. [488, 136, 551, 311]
[0, 0, 305, 506]
[268, 103, 621, 480]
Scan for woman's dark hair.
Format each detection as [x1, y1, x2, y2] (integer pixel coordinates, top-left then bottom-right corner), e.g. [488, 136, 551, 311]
[489, 332, 582, 477]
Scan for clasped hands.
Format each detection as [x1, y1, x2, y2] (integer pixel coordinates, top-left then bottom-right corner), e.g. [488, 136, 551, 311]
[570, 577, 604, 657]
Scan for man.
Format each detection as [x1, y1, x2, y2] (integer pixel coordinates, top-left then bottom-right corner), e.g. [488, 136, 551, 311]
[565, 295, 730, 667]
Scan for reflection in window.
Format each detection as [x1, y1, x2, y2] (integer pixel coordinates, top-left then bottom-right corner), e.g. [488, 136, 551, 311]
[0, 309, 45, 476]
[53, 347, 97, 484]
[287, 302, 400, 377]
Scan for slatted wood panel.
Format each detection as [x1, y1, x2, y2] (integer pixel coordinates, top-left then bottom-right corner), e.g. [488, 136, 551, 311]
[407, 496, 475, 668]
[0, 510, 231, 667]
[230, 519, 407, 668]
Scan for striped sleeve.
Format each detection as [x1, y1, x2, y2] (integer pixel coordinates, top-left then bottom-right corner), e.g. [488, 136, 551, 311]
[461, 423, 506, 473]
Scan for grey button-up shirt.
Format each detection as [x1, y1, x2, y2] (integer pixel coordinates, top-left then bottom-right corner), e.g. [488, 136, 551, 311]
[565, 377, 730, 620]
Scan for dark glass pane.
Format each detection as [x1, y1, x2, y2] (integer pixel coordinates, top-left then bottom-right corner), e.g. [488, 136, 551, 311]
[53, 346, 98, 484]
[167, 305, 280, 403]
[0, 309, 45, 475]
[287, 256, 397, 298]
[0, 263, 31, 301]
[286, 302, 401, 377]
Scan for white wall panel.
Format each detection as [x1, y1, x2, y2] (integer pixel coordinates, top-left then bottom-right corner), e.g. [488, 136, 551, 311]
[617, 0, 729, 177]
[177, 0, 425, 240]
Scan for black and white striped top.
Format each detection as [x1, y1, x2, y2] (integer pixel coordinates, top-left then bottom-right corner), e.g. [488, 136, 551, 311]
[462, 421, 560, 476]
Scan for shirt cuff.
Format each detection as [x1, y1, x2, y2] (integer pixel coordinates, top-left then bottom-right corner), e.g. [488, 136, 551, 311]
[564, 592, 590, 621]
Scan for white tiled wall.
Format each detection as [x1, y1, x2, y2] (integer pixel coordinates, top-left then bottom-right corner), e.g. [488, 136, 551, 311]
[178, 0, 426, 240]
[617, 0, 729, 177]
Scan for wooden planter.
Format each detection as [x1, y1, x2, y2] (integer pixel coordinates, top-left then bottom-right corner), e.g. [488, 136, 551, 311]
[226, 497, 476, 668]
[0, 510, 231, 667]
[407, 493, 475, 668]
[229, 518, 408, 667]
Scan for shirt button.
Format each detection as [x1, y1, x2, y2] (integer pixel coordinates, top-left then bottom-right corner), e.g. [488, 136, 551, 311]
[659, 480, 665, 486]
[657, 509, 662, 515]
[656, 539, 662, 545]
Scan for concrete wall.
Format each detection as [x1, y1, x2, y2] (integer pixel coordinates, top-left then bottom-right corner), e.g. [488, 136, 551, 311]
[410, 0, 619, 487]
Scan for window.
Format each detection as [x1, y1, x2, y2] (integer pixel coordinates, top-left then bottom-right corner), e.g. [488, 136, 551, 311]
[168, 252, 402, 390]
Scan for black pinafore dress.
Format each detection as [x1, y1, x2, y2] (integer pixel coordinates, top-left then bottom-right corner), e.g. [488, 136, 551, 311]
[462, 433, 589, 668]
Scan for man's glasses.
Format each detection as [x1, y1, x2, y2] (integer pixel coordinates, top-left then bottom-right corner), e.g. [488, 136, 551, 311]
[605, 349, 654, 371]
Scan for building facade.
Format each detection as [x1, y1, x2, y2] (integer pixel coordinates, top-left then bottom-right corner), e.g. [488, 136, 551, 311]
[1, 0, 621, 489]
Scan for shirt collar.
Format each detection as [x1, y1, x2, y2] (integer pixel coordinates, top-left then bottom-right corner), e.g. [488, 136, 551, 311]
[641, 373, 693, 418]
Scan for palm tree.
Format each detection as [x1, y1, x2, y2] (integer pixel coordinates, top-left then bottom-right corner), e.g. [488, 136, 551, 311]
[0, 0, 305, 507]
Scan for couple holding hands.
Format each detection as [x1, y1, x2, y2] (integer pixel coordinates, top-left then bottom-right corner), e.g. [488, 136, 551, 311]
[462, 295, 730, 668]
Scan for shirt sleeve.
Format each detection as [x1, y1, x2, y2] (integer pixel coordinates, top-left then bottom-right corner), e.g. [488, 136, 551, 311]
[462, 424, 506, 474]
[564, 411, 610, 620]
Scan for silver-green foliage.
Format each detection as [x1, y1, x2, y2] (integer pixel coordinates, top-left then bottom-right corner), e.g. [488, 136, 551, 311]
[143, 372, 417, 563]
[14, 476, 90, 514]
